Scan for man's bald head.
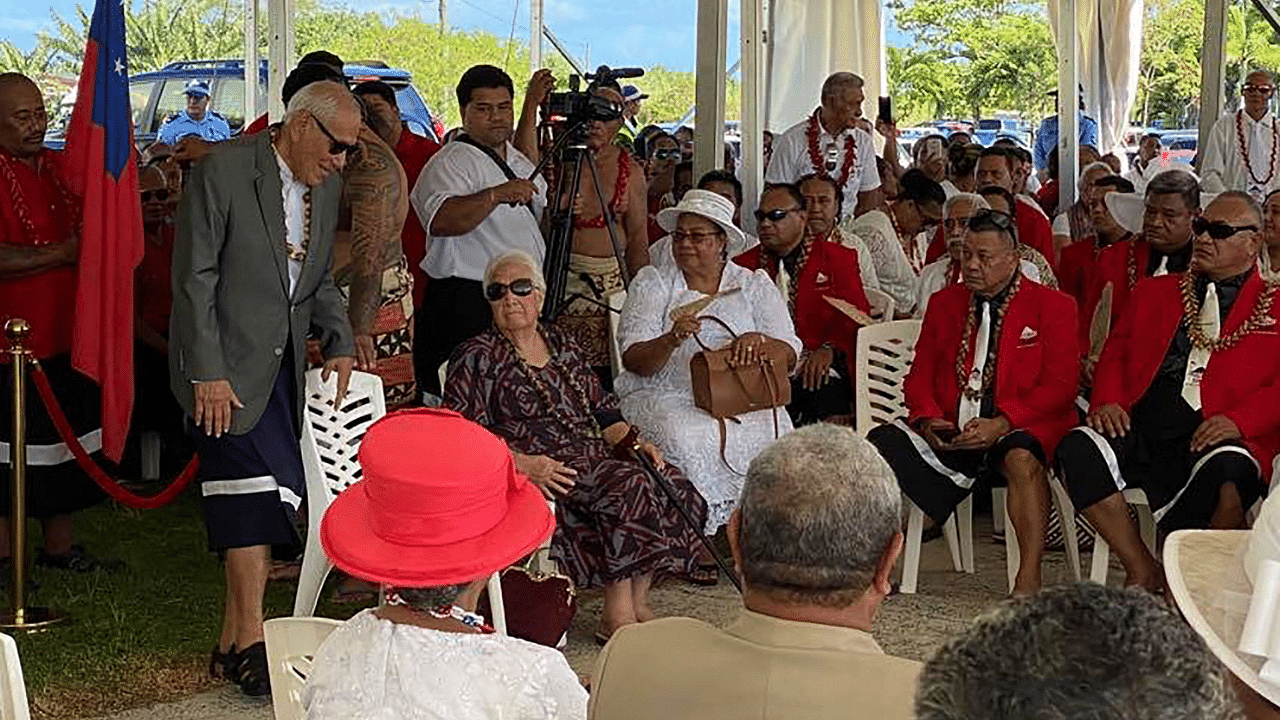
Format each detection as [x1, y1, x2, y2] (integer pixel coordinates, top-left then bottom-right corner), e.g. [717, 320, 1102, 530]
[1193, 192, 1264, 281]
[0, 73, 48, 160]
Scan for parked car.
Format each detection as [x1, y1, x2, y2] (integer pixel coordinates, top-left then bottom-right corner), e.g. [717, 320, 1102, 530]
[974, 117, 1031, 148]
[45, 58, 443, 150]
[1159, 131, 1198, 165]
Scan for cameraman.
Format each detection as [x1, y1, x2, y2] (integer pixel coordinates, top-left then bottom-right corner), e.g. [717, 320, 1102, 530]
[553, 82, 650, 385]
[409, 65, 552, 398]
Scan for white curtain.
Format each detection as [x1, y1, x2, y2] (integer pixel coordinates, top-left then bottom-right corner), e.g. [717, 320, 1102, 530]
[765, 0, 886, 133]
[1047, 0, 1144, 155]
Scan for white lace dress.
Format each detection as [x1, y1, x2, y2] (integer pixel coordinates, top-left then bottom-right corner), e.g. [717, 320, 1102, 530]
[302, 610, 588, 720]
[615, 262, 801, 532]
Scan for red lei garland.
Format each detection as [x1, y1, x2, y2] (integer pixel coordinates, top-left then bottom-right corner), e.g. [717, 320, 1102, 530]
[1236, 110, 1280, 188]
[0, 151, 80, 247]
[805, 108, 857, 189]
[573, 148, 632, 230]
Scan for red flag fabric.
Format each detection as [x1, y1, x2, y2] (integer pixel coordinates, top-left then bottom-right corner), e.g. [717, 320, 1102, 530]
[63, 0, 144, 462]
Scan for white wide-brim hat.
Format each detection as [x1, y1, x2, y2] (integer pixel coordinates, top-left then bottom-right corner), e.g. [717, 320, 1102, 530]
[1166, 491, 1280, 706]
[655, 189, 748, 256]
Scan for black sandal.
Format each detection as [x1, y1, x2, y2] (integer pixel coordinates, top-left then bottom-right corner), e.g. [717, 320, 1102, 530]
[209, 644, 239, 683]
[35, 545, 124, 573]
[236, 641, 272, 697]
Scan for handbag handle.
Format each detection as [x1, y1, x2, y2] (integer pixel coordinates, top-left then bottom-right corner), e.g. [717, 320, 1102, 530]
[691, 315, 738, 352]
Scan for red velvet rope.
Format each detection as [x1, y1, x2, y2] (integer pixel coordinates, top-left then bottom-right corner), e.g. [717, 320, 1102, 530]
[29, 361, 198, 509]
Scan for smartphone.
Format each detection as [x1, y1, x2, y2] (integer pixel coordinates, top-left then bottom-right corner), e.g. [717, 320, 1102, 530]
[933, 426, 960, 443]
[878, 96, 893, 125]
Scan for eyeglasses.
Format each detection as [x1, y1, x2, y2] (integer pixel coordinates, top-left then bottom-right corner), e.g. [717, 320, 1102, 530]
[141, 189, 171, 203]
[944, 216, 974, 232]
[485, 278, 536, 301]
[1192, 216, 1259, 240]
[754, 207, 801, 223]
[1243, 84, 1275, 96]
[312, 114, 360, 158]
[672, 229, 724, 245]
[652, 149, 680, 161]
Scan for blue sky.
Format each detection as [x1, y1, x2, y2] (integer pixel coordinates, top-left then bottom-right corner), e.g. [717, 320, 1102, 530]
[4, 0, 909, 72]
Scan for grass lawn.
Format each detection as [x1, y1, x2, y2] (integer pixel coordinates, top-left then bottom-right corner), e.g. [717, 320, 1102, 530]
[7, 488, 362, 719]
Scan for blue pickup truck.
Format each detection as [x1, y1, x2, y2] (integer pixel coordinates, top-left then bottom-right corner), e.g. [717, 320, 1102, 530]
[46, 58, 443, 150]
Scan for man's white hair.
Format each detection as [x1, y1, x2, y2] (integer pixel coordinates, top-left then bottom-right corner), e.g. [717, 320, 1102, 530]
[1077, 161, 1113, 194]
[944, 193, 989, 220]
[283, 80, 359, 126]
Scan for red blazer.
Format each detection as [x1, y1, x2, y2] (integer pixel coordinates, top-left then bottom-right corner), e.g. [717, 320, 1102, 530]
[1058, 240, 1101, 308]
[1092, 273, 1280, 471]
[905, 280, 1080, 454]
[1077, 238, 1165, 353]
[925, 200, 1057, 271]
[734, 240, 871, 365]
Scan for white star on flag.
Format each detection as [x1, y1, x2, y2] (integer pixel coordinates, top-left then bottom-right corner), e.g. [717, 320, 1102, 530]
[114, 58, 124, 75]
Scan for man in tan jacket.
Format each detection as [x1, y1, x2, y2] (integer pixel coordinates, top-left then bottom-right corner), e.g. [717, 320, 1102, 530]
[589, 424, 920, 720]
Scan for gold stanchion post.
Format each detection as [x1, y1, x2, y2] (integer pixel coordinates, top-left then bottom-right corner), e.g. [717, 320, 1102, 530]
[1, 319, 67, 631]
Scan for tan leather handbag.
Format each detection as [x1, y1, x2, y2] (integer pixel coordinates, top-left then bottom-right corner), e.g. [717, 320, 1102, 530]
[688, 316, 791, 473]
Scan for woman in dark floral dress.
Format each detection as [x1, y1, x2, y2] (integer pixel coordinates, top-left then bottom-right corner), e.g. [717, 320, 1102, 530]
[444, 251, 707, 641]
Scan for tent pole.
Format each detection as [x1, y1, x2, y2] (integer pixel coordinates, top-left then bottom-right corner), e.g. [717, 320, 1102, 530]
[1057, 0, 1080, 209]
[740, 0, 766, 232]
[1197, 0, 1228, 167]
[694, 0, 729, 178]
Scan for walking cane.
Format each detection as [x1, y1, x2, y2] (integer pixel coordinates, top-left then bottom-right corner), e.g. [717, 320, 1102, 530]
[632, 450, 743, 593]
[1, 319, 68, 631]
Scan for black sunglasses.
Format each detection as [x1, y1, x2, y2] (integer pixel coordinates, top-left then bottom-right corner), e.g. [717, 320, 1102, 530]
[312, 115, 360, 158]
[141, 189, 171, 202]
[754, 206, 802, 223]
[1192, 216, 1259, 240]
[485, 278, 536, 302]
[652, 149, 681, 161]
[967, 209, 1019, 243]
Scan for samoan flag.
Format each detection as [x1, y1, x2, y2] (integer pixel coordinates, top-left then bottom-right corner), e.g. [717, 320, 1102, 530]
[63, 0, 144, 463]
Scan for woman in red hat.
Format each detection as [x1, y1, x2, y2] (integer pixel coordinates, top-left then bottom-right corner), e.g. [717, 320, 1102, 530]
[445, 251, 708, 642]
[305, 408, 587, 719]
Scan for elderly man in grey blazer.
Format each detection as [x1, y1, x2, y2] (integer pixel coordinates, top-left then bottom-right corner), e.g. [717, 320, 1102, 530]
[170, 79, 358, 698]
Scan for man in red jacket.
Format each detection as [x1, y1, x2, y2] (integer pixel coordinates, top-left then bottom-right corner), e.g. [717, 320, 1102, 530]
[1057, 192, 1279, 591]
[869, 210, 1079, 594]
[735, 183, 871, 426]
[1077, 169, 1199, 379]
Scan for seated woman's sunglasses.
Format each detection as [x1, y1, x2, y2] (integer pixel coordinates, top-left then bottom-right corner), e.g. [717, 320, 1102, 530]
[485, 278, 536, 301]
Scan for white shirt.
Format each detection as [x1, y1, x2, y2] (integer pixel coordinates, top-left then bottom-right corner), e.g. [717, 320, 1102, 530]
[765, 116, 880, 219]
[275, 148, 307, 296]
[303, 610, 587, 720]
[1201, 110, 1280, 200]
[843, 209, 917, 314]
[411, 140, 548, 282]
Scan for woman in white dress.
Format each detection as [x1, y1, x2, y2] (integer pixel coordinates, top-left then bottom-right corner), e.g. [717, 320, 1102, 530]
[616, 190, 801, 532]
[303, 409, 587, 720]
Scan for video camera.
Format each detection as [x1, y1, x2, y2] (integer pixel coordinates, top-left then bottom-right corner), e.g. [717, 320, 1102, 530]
[542, 65, 644, 137]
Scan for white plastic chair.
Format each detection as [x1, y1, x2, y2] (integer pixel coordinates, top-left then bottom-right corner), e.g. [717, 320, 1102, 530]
[264, 616, 342, 720]
[995, 475, 1084, 591]
[853, 320, 967, 593]
[293, 369, 387, 617]
[1089, 488, 1156, 584]
[608, 290, 627, 379]
[865, 287, 896, 323]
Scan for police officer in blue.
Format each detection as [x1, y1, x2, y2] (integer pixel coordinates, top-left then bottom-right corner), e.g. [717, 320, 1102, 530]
[157, 80, 230, 145]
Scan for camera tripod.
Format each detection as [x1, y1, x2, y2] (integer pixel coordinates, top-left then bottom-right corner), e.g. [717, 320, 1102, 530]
[531, 120, 631, 324]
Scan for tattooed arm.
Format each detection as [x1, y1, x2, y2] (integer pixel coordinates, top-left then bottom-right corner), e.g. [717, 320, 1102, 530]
[344, 130, 410, 368]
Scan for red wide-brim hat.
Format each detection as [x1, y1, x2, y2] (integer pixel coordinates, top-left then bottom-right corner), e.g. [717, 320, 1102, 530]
[321, 408, 555, 587]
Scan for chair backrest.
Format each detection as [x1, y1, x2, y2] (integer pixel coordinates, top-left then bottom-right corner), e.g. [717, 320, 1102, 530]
[264, 616, 343, 720]
[300, 369, 387, 515]
[608, 290, 627, 379]
[853, 320, 922, 436]
[865, 287, 896, 323]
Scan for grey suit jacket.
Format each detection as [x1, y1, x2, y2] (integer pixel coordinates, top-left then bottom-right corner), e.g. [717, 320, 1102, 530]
[170, 132, 353, 436]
